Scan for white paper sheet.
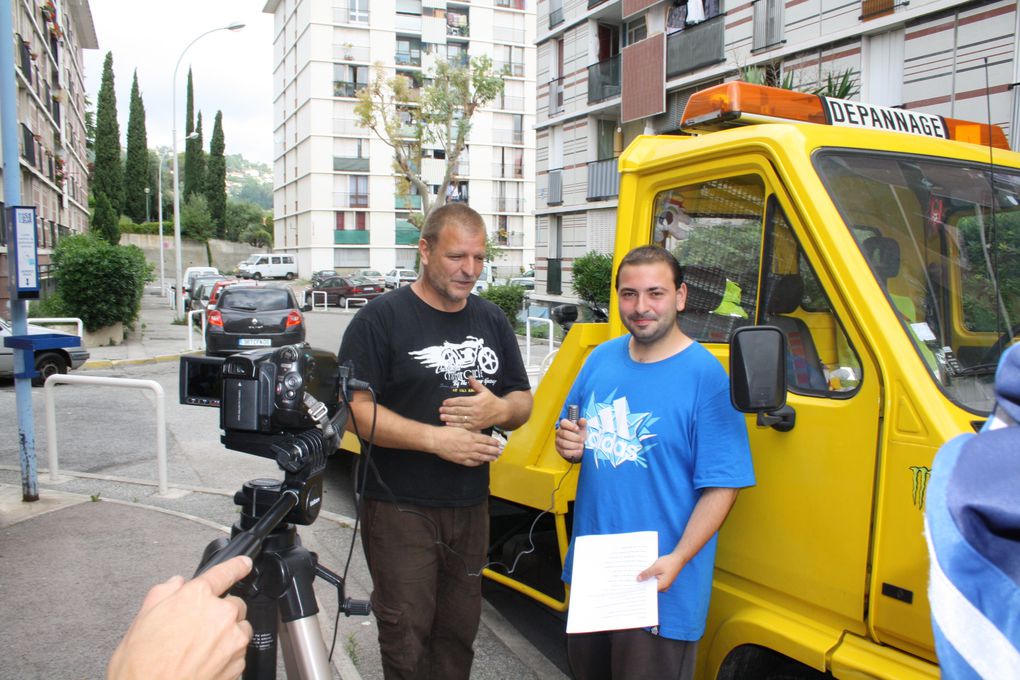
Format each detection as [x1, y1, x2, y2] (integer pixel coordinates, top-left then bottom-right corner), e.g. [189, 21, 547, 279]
[566, 531, 659, 634]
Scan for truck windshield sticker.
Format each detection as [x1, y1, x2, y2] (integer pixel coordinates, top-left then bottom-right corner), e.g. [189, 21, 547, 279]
[583, 391, 658, 469]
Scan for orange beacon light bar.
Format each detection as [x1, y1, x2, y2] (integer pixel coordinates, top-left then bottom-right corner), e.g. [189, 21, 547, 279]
[680, 81, 1009, 149]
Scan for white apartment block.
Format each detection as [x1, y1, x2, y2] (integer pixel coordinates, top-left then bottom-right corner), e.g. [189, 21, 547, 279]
[263, 0, 537, 281]
[1, 0, 97, 307]
[533, 0, 1020, 305]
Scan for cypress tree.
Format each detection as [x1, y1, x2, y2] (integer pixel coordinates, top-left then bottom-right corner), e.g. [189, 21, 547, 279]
[188, 111, 206, 200]
[90, 192, 120, 244]
[205, 111, 227, 238]
[92, 51, 123, 217]
[123, 70, 149, 223]
[183, 69, 199, 198]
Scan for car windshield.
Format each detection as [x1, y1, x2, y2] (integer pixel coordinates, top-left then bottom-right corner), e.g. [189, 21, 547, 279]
[220, 288, 293, 312]
[815, 150, 1020, 414]
[362, 270, 381, 277]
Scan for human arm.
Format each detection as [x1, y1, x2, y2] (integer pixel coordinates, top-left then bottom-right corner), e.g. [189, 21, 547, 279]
[107, 555, 253, 680]
[637, 487, 739, 592]
[347, 390, 503, 467]
[439, 376, 533, 431]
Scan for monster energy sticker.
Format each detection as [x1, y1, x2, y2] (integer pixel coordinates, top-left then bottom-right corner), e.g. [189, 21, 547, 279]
[910, 465, 931, 510]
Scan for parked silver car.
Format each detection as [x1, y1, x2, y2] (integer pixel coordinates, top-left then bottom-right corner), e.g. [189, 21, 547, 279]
[0, 318, 90, 386]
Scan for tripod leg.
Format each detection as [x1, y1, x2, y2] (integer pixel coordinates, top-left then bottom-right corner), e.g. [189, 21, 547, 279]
[243, 591, 281, 680]
[279, 614, 333, 679]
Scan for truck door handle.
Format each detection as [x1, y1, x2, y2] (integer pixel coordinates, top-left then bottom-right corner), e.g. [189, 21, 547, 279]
[757, 404, 796, 432]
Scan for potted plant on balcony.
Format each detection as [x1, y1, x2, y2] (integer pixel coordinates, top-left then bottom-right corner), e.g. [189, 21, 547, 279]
[342, 42, 354, 60]
[41, 0, 55, 22]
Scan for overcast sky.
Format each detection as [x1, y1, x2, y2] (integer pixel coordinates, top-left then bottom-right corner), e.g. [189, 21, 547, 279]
[83, 1, 275, 166]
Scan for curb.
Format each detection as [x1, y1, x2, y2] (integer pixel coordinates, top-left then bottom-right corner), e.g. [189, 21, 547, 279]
[82, 350, 202, 370]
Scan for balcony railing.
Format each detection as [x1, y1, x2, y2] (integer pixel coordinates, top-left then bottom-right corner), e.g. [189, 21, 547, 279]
[395, 194, 423, 210]
[334, 118, 369, 136]
[497, 231, 525, 246]
[334, 80, 366, 97]
[334, 192, 370, 208]
[588, 55, 621, 104]
[587, 158, 619, 201]
[395, 13, 422, 33]
[334, 44, 371, 62]
[334, 230, 369, 245]
[334, 5, 369, 24]
[395, 50, 422, 67]
[501, 28, 526, 44]
[495, 95, 525, 111]
[447, 18, 469, 38]
[494, 60, 525, 78]
[587, 0, 609, 7]
[447, 51, 470, 67]
[18, 35, 32, 81]
[493, 162, 524, 179]
[496, 0, 525, 8]
[549, 5, 564, 27]
[667, 14, 725, 78]
[548, 169, 563, 205]
[334, 157, 370, 172]
[395, 219, 420, 245]
[549, 76, 564, 115]
[494, 197, 525, 212]
[547, 259, 562, 295]
[493, 129, 524, 145]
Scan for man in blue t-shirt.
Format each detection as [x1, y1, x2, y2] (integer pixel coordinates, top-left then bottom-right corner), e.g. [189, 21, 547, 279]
[555, 245, 755, 679]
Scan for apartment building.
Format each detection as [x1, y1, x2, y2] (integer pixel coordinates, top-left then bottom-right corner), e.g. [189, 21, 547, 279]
[533, 0, 1020, 305]
[263, 0, 537, 280]
[1, 0, 97, 307]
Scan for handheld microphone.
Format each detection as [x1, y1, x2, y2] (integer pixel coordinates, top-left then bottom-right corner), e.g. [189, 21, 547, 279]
[567, 404, 579, 423]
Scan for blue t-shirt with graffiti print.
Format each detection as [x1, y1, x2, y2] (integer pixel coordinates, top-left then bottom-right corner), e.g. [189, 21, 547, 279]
[561, 335, 755, 641]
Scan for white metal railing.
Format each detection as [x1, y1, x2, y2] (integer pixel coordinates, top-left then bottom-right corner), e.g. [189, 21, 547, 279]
[30, 317, 83, 338]
[311, 290, 328, 311]
[344, 297, 368, 309]
[44, 374, 170, 496]
[186, 309, 207, 350]
[525, 316, 554, 367]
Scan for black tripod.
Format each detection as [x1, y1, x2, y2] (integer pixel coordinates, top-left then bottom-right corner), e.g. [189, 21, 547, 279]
[196, 432, 371, 680]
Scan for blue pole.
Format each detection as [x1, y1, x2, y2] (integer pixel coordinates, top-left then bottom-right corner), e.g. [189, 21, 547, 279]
[1, 0, 39, 501]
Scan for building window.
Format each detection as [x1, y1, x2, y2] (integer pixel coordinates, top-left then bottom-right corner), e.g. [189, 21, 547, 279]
[625, 16, 647, 46]
[334, 64, 369, 97]
[349, 175, 369, 207]
[752, 0, 784, 51]
[396, 37, 422, 66]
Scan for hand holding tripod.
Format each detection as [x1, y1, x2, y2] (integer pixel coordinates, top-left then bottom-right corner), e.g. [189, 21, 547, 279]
[195, 428, 371, 680]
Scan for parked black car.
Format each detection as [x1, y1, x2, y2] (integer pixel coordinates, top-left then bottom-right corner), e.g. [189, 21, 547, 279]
[204, 285, 309, 357]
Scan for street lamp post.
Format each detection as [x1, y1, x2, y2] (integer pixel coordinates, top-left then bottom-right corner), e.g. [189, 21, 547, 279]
[172, 21, 244, 318]
[144, 186, 150, 224]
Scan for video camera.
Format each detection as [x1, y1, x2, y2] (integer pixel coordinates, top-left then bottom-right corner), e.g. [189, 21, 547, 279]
[179, 344, 347, 525]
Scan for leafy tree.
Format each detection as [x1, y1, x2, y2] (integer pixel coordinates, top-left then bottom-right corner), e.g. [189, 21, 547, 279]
[225, 200, 268, 241]
[123, 71, 149, 223]
[571, 251, 614, 308]
[234, 176, 273, 209]
[479, 284, 525, 326]
[355, 55, 504, 229]
[239, 224, 273, 248]
[205, 111, 227, 238]
[90, 191, 120, 244]
[181, 193, 213, 241]
[92, 52, 123, 216]
[51, 234, 153, 332]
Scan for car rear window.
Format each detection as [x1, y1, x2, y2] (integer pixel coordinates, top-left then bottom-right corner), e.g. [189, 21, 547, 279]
[219, 288, 294, 311]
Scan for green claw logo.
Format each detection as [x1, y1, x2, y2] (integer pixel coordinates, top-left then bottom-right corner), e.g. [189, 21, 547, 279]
[909, 466, 931, 510]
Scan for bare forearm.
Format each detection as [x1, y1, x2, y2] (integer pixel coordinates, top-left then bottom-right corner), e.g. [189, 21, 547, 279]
[347, 397, 442, 454]
[495, 390, 533, 430]
[671, 487, 739, 563]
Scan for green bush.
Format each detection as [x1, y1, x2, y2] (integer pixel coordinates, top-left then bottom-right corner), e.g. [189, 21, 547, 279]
[479, 284, 525, 326]
[51, 234, 153, 332]
[571, 251, 613, 307]
[28, 291, 72, 318]
[120, 220, 167, 235]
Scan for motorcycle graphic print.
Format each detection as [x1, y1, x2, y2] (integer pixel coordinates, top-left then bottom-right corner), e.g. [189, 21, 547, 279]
[409, 335, 500, 389]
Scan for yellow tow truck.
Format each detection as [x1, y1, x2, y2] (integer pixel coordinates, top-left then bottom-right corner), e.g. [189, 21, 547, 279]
[485, 82, 1019, 678]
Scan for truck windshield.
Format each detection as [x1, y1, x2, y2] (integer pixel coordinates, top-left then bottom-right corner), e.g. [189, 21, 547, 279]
[815, 150, 1020, 414]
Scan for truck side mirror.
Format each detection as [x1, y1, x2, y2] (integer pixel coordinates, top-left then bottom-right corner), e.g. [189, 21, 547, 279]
[730, 326, 795, 432]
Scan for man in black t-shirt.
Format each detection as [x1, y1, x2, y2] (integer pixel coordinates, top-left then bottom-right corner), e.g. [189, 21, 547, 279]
[339, 203, 532, 680]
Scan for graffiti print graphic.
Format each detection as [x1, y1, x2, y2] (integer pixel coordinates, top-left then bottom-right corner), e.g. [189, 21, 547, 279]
[582, 390, 658, 469]
[409, 335, 499, 389]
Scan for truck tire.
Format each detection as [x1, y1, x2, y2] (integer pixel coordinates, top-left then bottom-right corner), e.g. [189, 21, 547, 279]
[285, 272, 295, 280]
[33, 352, 67, 387]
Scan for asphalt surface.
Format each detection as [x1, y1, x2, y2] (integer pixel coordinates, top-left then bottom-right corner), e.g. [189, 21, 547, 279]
[0, 286, 568, 680]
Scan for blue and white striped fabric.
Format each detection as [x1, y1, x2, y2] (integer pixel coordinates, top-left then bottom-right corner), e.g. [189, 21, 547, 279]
[925, 346, 1020, 679]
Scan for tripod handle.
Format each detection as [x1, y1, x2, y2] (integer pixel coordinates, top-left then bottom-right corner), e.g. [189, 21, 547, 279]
[194, 488, 300, 578]
[314, 563, 372, 617]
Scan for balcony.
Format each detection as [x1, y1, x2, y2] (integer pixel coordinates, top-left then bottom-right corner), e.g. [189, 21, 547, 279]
[395, 13, 422, 34]
[587, 158, 619, 201]
[334, 230, 369, 245]
[395, 50, 422, 67]
[548, 169, 563, 206]
[395, 194, 423, 210]
[497, 231, 525, 246]
[334, 118, 369, 136]
[395, 219, 420, 245]
[588, 55, 621, 104]
[494, 60, 525, 78]
[334, 5, 369, 24]
[334, 44, 371, 62]
[17, 35, 32, 82]
[333, 157, 370, 172]
[492, 129, 524, 145]
[495, 0, 525, 8]
[587, 0, 608, 6]
[493, 162, 524, 179]
[549, 77, 564, 115]
[447, 51, 470, 68]
[334, 192, 370, 208]
[447, 15, 470, 38]
[549, 5, 564, 27]
[495, 95, 525, 111]
[501, 28, 526, 44]
[334, 80, 366, 97]
[494, 197, 525, 212]
[666, 14, 725, 78]
[547, 259, 562, 295]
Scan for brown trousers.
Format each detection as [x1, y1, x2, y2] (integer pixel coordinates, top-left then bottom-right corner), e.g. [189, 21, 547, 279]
[568, 628, 698, 680]
[360, 498, 488, 680]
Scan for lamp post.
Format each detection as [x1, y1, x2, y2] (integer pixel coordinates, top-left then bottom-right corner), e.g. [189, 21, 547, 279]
[144, 186, 150, 224]
[172, 21, 244, 318]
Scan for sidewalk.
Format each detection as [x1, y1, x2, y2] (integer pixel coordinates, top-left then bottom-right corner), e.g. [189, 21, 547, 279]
[1, 286, 568, 680]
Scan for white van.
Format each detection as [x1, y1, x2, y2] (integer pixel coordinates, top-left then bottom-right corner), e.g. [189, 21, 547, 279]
[239, 254, 298, 280]
[473, 264, 494, 294]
